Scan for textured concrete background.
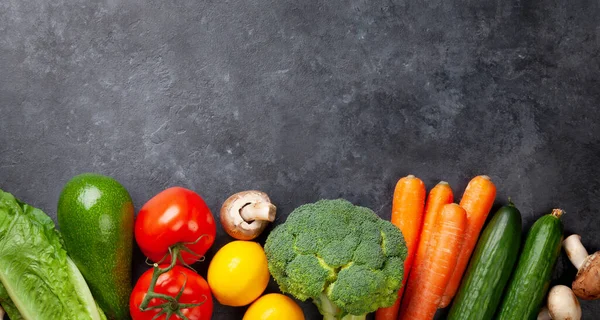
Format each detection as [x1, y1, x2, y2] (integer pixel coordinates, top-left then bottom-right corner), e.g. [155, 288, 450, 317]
[1, 0, 599, 319]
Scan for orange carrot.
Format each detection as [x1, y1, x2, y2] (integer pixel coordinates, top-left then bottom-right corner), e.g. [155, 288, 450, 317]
[438, 175, 497, 308]
[412, 181, 454, 280]
[375, 175, 426, 320]
[375, 300, 401, 320]
[398, 203, 467, 320]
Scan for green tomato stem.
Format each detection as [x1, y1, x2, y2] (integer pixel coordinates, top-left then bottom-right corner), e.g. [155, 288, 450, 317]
[138, 235, 210, 320]
[139, 247, 180, 311]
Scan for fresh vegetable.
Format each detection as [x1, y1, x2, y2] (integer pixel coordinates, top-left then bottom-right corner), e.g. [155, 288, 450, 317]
[243, 293, 305, 320]
[207, 241, 270, 306]
[563, 234, 600, 300]
[375, 175, 426, 320]
[264, 199, 407, 320]
[538, 307, 550, 320]
[496, 209, 565, 320]
[135, 187, 216, 265]
[440, 175, 496, 307]
[220, 190, 277, 240]
[398, 203, 467, 320]
[0, 189, 105, 320]
[58, 173, 134, 319]
[447, 204, 522, 320]
[0, 283, 23, 320]
[133, 187, 217, 319]
[537, 285, 581, 320]
[379, 181, 453, 320]
[130, 265, 213, 320]
[412, 181, 454, 279]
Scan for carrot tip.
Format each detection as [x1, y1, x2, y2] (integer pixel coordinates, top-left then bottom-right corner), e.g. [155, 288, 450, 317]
[438, 181, 449, 185]
[406, 174, 416, 179]
[479, 175, 491, 180]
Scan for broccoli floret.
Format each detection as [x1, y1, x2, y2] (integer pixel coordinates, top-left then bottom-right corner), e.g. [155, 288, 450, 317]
[353, 240, 385, 269]
[332, 265, 384, 312]
[381, 256, 405, 294]
[285, 255, 330, 300]
[264, 199, 408, 320]
[263, 225, 295, 287]
[319, 234, 359, 268]
[295, 232, 320, 254]
[380, 222, 407, 259]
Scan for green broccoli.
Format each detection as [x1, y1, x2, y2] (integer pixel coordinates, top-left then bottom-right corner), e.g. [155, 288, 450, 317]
[264, 199, 408, 320]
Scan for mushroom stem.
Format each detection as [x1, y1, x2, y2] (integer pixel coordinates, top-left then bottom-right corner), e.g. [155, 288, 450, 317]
[0, 306, 4, 319]
[537, 306, 551, 320]
[240, 202, 277, 222]
[564, 234, 589, 270]
[220, 190, 277, 241]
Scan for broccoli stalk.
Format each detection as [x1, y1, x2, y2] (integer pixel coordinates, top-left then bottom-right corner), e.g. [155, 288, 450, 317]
[264, 199, 408, 320]
[316, 293, 367, 320]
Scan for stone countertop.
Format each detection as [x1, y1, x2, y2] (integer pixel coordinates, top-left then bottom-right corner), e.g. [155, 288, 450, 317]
[1, 0, 599, 319]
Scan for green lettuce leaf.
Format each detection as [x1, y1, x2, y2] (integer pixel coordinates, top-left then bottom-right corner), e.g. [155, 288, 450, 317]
[0, 282, 24, 320]
[0, 189, 105, 320]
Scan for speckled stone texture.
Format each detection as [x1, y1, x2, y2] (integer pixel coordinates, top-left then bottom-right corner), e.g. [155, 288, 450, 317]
[1, 0, 599, 319]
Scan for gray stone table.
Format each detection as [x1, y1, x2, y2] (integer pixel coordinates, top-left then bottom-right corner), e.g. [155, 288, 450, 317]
[1, 0, 599, 319]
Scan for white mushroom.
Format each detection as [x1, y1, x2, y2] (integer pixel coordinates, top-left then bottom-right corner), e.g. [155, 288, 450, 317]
[537, 285, 581, 320]
[220, 190, 276, 240]
[537, 306, 551, 320]
[563, 234, 600, 300]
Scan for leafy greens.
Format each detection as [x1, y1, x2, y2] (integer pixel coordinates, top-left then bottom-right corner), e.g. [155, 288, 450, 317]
[0, 189, 105, 320]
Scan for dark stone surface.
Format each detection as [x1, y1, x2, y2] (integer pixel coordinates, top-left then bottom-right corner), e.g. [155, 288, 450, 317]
[1, 0, 599, 319]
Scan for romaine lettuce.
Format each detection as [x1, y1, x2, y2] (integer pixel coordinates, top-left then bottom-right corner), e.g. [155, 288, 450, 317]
[0, 282, 23, 320]
[0, 189, 105, 320]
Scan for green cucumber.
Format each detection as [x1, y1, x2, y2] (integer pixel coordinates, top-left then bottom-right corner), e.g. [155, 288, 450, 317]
[495, 209, 564, 320]
[447, 204, 522, 320]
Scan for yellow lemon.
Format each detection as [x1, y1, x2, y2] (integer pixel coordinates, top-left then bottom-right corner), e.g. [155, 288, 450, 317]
[207, 240, 270, 306]
[243, 293, 305, 320]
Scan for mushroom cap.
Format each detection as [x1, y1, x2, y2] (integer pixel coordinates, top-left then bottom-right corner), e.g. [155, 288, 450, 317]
[537, 306, 551, 320]
[572, 251, 600, 300]
[220, 190, 275, 241]
[548, 285, 581, 320]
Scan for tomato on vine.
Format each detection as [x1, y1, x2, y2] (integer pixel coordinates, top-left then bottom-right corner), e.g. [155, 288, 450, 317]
[134, 187, 216, 265]
[130, 265, 213, 320]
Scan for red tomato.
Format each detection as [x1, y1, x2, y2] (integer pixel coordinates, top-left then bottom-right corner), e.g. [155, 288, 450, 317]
[130, 266, 213, 320]
[135, 187, 216, 265]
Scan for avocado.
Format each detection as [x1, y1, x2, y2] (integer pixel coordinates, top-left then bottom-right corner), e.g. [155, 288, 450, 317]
[58, 173, 134, 320]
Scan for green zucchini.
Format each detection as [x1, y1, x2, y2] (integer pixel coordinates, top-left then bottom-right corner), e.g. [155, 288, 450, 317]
[495, 209, 564, 320]
[447, 204, 522, 320]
